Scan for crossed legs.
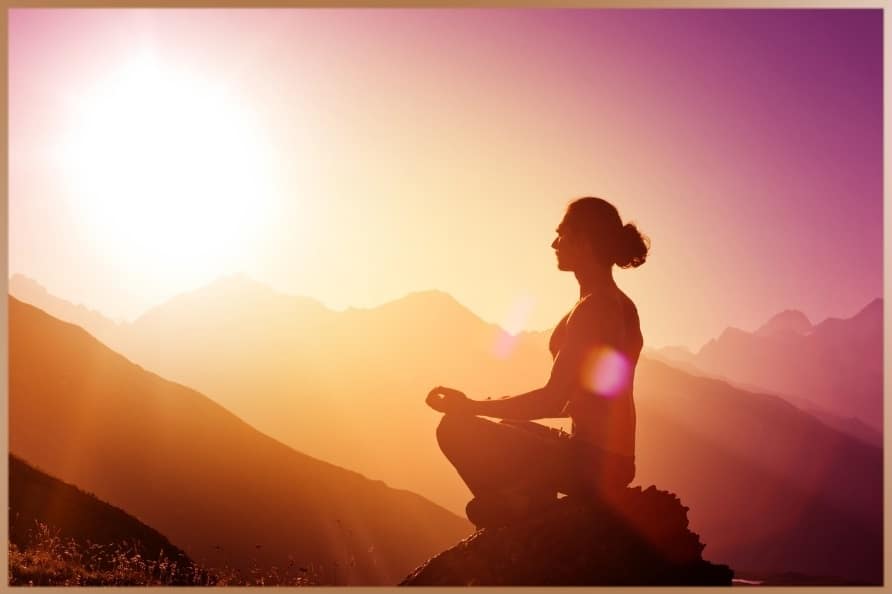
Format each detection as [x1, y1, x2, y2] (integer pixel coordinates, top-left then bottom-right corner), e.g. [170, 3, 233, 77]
[436, 414, 635, 528]
[436, 414, 576, 527]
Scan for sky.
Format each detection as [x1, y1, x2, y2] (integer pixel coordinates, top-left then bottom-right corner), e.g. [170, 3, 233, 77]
[8, 9, 884, 350]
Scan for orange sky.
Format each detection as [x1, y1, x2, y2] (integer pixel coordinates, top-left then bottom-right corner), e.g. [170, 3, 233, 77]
[8, 9, 884, 350]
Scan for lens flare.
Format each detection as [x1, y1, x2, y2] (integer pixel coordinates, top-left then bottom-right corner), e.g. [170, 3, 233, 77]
[581, 346, 631, 398]
[494, 330, 517, 360]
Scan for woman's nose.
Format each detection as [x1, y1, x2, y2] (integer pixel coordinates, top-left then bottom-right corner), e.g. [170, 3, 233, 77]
[551, 237, 559, 249]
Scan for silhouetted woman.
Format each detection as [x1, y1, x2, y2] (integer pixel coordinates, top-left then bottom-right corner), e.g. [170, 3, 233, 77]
[426, 196, 649, 528]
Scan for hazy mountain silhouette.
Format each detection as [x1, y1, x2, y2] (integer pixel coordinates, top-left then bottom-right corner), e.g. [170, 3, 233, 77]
[754, 309, 814, 338]
[9, 296, 471, 585]
[634, 358, 881, 585]
[773, 394, 882, 448]
[10, 275, 551, 520]
[10, 453, 197, 585]
[9, 276, 883, 583]
[688, 299, 883, 431]
[9, 274, 124, 343]
[646, 345, 883, 448]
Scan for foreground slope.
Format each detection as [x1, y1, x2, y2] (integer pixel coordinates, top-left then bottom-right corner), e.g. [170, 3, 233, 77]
[10, 454, 192, 563]
[9, 297, 471, 585]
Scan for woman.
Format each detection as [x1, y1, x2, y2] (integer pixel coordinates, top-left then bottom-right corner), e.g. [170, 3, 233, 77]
[426, 196, 649, 529]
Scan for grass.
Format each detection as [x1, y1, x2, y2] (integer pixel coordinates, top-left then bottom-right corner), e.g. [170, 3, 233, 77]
[9, 520, 320, 586]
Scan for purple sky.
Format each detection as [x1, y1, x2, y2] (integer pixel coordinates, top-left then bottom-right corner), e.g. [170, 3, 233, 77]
[8, 9, 884, 348]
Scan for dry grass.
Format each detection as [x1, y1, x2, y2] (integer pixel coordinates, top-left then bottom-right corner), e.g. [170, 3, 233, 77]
[9, 520, 320, 586]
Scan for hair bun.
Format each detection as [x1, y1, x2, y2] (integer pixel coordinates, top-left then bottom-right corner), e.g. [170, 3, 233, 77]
[614, 223, 650, 268]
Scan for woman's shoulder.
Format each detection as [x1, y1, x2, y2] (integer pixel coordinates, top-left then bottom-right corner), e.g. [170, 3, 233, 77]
[568, 291, 622, 330]
[570, 289, 642, 335]
[575, 289, 623, 313]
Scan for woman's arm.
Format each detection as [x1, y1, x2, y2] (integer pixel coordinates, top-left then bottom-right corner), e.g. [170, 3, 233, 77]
[429, 296, 613, 420]
[469, 385, 566, 420]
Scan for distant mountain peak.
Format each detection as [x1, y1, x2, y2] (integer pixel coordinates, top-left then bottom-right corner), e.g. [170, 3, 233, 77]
[402, 289, 461, 304]
[9, 274, 124, 330]
[754, 309, 812, 338]
[375, 289, 468, 314]
[10, 273, 49, 295]
[854, 297, 883, 320]
[10, 272, 41, 285]
[203, 272, 272, 294]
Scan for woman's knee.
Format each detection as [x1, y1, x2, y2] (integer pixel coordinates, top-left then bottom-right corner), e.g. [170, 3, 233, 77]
[436, 413, 491, 455]
[436, 413, 466, 449]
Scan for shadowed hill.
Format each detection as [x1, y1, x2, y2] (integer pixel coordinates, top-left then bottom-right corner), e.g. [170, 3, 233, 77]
[634, 358, 882, 585]
[10, 453, 194, 584]
[9, 296, 471, 585]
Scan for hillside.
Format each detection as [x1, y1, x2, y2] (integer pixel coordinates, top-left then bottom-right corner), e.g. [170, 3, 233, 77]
[9, 296, 471, 585]
[9, 277, 884, 583]
[634, 358, 882, 584]
[10, 453, 195, 574]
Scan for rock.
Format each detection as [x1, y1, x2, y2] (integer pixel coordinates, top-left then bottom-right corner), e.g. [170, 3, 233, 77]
[401, 486, 733, 586]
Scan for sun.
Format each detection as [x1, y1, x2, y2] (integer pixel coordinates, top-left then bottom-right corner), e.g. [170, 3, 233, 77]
[54, 48, 277, 289]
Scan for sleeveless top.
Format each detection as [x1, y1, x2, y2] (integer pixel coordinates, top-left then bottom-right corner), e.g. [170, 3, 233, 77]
[548, 290, 643, 459]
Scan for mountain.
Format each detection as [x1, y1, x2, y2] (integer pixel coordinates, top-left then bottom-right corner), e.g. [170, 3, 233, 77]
[634, 358, 882, 585]
[8, 274, 123, 343]
[693, 299, 883, 430]
[646, 345, 883, 449]
[10, 453, 193, 568]
[754, 309, 813, 338]
[10, 275, 553, 519]
[9, 296, 471, 585]
[777, 394, 883, 448]
[10, 277, 883, 583]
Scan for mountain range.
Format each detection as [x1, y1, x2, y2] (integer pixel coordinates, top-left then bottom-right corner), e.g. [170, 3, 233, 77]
[651, 299, 883, 434]
[8, 274, 884, 584]
[9, 296, 471, 585]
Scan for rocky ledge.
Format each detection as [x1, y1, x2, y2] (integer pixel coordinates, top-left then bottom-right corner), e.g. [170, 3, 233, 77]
[401, 486, 733, 586]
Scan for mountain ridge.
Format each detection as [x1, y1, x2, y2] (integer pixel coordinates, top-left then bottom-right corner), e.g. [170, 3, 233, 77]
[8, 276, 883, 583]
[9, 296, 472, 585]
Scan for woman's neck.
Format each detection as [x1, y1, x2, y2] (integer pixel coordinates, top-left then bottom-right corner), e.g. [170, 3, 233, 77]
[575, 264, 617, 300]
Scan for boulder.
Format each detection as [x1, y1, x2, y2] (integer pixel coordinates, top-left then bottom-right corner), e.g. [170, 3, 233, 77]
[401, 486, 733, 586]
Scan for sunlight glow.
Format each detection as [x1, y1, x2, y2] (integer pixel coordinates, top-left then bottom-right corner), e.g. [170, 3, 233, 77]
[493, 293, 536, 359]
[53, 48, 279, 287]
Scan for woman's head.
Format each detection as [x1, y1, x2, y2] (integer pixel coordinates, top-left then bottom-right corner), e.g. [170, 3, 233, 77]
[551, 197, 650, 270]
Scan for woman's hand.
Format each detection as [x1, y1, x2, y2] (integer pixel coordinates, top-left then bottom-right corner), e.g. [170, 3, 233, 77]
[426, 386, 475, 415]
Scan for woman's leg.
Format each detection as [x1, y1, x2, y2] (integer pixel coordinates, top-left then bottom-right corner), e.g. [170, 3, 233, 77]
[436, 414, 570, 500]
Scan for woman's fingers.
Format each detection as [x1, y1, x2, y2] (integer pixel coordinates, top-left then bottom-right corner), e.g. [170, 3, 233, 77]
[425, 386, 467, 412]
[425, 387, 447, 411]
[434, 386, 466, 399]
